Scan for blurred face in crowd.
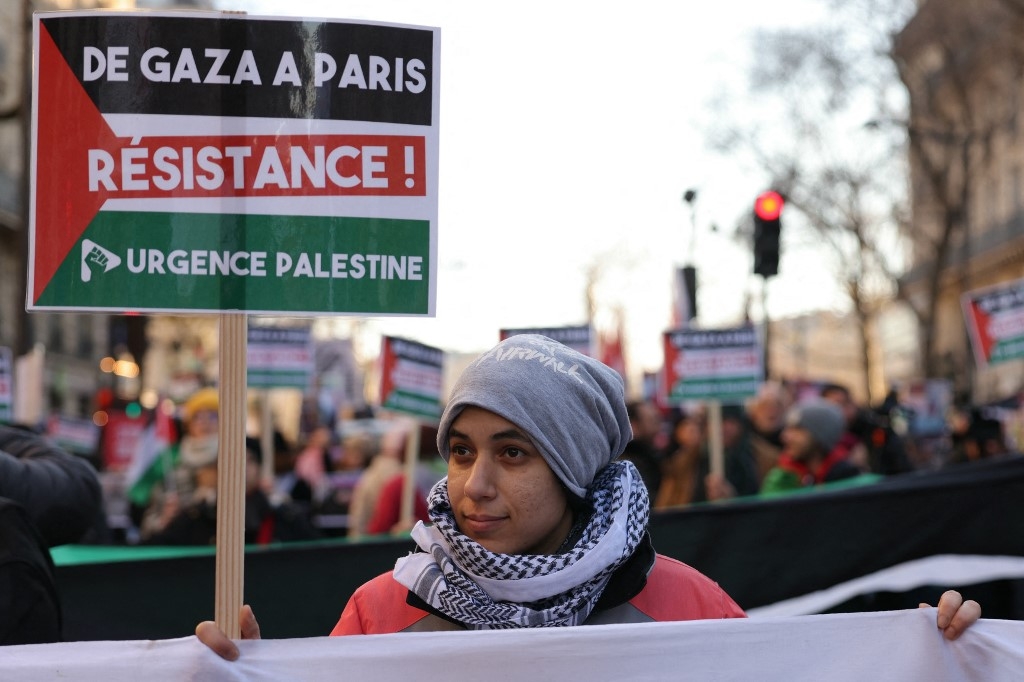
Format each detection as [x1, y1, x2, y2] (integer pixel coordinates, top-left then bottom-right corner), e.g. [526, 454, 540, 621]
[446, 407, 573, 555]
[721, 415, 744, 449]
[781, 425, 816, 461]
[189, 409, 219, 439]
[822, 387, 856, 426]
[245, 449, 262, 493]
[195, 463, 219, 491]
[632, 402, 663, 443]
[749, 387, 786, 433]
[674, 415, 706, 451]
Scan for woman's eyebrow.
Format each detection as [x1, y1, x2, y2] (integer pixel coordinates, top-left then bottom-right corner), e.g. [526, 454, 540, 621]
[448, 427, 531, 443]
[491, 428, 531, 443]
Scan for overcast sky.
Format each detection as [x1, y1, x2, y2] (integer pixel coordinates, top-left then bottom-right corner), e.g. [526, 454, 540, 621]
[211, 0, 842, 374]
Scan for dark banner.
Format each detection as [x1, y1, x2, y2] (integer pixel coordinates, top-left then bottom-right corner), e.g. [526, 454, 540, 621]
[55, 457, 1024, 641]
[41, 14, 434, 124]
[650, 456, 1024, 614]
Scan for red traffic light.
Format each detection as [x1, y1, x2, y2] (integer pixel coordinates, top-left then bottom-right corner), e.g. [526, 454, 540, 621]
[754, 191, 784, 221]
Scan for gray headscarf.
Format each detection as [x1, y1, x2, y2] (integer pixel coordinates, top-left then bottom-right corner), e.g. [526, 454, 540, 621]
[436, 334, 632, 498]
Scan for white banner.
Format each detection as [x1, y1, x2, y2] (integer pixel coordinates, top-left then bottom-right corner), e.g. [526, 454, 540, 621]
[3, 609, 1021, 681]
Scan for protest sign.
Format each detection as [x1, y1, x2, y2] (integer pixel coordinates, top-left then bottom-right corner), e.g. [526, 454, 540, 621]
[378, 335, 443, 525]
[246, 325, 313, 389]
[499, 325, 593, 356]
[662, 325, 762, 404]
[962, 277, 1024, 367]
[378, 335, 443, 421]
[662, 325, 762, 478]
[29, 11, 439, 317]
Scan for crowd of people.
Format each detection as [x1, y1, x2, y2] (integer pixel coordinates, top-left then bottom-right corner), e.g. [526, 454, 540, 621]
[620, 379, 1020, 509]
[115, 387, 447, 547]
[16, 364, 1023, 553]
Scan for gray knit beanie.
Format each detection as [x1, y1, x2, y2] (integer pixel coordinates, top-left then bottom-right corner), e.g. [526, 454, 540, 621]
[436, 334, 632, 498]
[786, 399, 845, 452]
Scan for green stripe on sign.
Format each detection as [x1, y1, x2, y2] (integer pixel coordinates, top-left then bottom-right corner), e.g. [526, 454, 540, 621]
[247, 371, 311, 389]
[990, 338, 1024, 365]
[669, 376, 760, 402]
[37, 212, 431, 314]
[383, 389, 442, 420]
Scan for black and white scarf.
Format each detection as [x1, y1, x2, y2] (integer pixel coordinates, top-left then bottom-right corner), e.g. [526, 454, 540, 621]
[392, 460, 649, 629]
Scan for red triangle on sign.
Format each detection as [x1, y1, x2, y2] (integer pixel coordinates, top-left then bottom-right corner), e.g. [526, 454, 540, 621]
[969, 303, 995, 363]
[33, 23, 122, 304]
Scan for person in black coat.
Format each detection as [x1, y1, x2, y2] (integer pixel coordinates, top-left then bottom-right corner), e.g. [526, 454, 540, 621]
[0, 424, 104, 644]
[0, 424, 103, 548]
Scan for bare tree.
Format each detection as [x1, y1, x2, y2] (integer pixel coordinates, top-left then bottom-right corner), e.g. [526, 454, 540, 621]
[710, 0, 913, 402]
[713, 0, 1024, 399]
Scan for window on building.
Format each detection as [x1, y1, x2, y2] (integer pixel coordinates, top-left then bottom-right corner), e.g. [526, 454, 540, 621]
[76, 315, 94, 356]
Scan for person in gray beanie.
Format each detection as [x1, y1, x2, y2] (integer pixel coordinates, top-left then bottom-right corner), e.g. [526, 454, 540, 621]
[435, 334, 633, 500]
[761, 398, 866, 495]
[198, 338, 981, 653]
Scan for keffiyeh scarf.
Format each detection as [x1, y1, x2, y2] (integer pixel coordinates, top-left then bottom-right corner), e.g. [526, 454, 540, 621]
[392, 460, 649, 629]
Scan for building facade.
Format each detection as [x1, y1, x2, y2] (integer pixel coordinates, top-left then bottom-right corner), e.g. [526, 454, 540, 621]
[894, 0, 1024, 403]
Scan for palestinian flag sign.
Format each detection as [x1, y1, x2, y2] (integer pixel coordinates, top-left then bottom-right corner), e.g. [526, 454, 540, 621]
[499, 325, 594, 357]
[378, 335, 443, 420]
[662, 325, 762, 404]
[29, 12, 439, 316]
[963, 277, 1024, 367]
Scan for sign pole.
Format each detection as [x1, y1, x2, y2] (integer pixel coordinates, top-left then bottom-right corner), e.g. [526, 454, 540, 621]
[261, 392, 275, 490]
[707, 399, 724, 479]
[215, 312, 247, 638]
[400, 417, 422, 528]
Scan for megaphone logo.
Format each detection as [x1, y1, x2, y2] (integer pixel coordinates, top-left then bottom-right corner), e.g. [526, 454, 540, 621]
[81, 239, 122, 283]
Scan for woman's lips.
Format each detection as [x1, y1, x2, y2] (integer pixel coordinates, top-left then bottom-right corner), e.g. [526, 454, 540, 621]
[461, 513, 506, 535]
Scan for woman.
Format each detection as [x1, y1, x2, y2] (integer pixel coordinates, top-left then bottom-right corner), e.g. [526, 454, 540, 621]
[655, 408, 708, 509]
[198, 336, 980, 655]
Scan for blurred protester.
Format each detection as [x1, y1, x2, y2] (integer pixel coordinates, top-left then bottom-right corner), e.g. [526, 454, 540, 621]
[620, 399, 664, 499]
[655, 407, 707, 509]
[760, 399, 864, 496]
[0, 424, 103, 643]
[855, 407, 913, 476]
[289, 424, 336, 508]
[129, 387, 220, 541]
[327, 429, 374, 521]
[269, 429, 296, 481]
[143, 437, 320, 546]
[0, 424, 104, 547]
[950, 407, 1012, 464]
[820, 383, 871, 471]
[365, 424, 444, 536]
[745, 381, 791, 485]
[347, 427, 403, 539]
[703, 404, 761, 501]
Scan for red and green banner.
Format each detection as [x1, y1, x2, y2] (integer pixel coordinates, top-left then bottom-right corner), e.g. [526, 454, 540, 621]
[662, 325, 762, 404]
[378, 336, 443, 420]
[962, 277, 1024, 367]
[29, 11, 439, 315]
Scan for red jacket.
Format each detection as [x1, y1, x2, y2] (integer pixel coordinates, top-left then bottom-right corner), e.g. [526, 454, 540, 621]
[331, 553, 745, 635]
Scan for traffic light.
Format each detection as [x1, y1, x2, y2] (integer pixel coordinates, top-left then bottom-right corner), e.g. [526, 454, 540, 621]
[753, 190, 784, 277]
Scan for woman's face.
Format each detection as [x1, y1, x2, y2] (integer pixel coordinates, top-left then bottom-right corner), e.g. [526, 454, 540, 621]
[446, 407, 573, 555]
[188, 409, 219, 439]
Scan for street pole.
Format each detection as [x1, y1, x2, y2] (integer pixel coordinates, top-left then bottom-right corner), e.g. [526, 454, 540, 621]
[762, 278, 770, 380]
